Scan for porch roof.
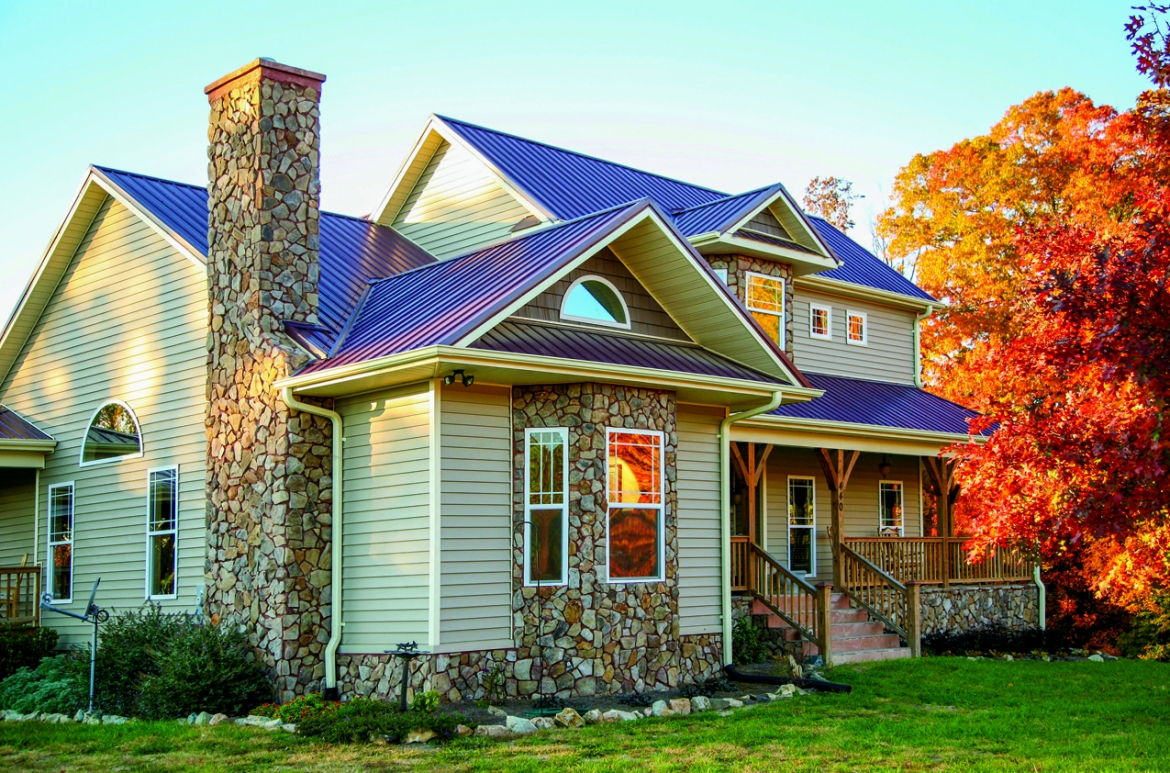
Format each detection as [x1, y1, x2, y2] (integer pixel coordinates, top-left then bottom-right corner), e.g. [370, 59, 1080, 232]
[0, 406, 51, 441]
[769, 373, 982, 436]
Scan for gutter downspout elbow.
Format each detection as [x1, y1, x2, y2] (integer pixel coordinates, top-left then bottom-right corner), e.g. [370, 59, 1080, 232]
[281, 387, 344, 694]
[720, 390, 784, 667]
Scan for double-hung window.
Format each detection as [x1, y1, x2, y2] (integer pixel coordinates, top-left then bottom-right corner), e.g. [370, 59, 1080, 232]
[47, 483, 75, 603]
[788, 477, 816, 575]
[606, 428, 664, 583]
[745, 272, 785, 349]
[524, 428, 568, 585]
[847, 310, 868, 346]
[147, 467, 179, 598]
[809, 303, 832, 340]
[880, 481, 904, 535]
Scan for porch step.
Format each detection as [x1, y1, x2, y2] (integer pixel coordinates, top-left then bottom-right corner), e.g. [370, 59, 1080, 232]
[831, 647, 913, 665]
[750, 592, 913, 665]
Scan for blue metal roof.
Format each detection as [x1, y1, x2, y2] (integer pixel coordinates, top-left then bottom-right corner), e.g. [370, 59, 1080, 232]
[771, 373, 980, 435]
[472, 320, 783, 384]
[95, 167, 436, 334]
[809, 217, 936, 302]
[311, 202, 649, 370]
[671, 186, 777, 237]
[0, 406, 52, 441]
[438, 116, 728, 220]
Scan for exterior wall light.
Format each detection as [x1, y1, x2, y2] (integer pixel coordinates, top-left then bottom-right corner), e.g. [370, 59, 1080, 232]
[878, 454, 892, 478]
[443, 369, 474, 387]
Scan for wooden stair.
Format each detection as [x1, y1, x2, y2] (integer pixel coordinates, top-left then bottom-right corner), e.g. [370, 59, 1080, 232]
[752, 592, 913, 665]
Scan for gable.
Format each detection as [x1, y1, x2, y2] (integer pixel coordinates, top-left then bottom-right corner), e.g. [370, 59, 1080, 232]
[511, 247, 690, 342]
[740, 208, 790, 239]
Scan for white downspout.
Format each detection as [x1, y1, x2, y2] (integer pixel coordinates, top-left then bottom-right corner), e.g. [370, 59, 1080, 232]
[281, 387, 344, 693]
[33, 468, 39, 567]
[720, 390, 784, 666]
[913, 306, 934, 388]
[1034, 563, 1046, 630]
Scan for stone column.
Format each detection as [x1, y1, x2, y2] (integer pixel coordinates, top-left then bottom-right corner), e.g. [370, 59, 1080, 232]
[203, 59, 334, 702]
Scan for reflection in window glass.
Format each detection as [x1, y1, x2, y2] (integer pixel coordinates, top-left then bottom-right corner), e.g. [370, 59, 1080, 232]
[148, 468, 178, 597]
[607, 430, 664, 582]
[746, 273, 785, 347]
[810, 304, 832, 339]
[82, 402, 141, 463]
[880, 481, 904, 534]
[788, 477, 815, 574]
[561, 277, 629, 327]
[525, 429, 568, 584]
[848, 311, 867, 345]
[47, 484, 74, 601]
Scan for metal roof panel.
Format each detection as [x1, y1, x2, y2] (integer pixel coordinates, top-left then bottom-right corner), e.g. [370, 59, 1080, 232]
[0, 406, 52, 441]
[809, 217, 937, 302]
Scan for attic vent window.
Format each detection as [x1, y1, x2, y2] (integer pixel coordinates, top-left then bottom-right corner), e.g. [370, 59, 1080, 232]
[560, 276, 630, 329]
[80, 401, 142, 465]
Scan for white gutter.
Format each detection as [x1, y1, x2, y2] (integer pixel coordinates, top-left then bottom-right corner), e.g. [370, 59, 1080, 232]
[280, 387, 344, 693]
[720, 389, 784, 666]
[1034, 564, 1046, 630]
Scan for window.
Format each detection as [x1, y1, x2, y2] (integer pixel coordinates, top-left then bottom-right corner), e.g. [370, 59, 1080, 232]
[847, 310, 868, 346]
[788, 477, 816, 575]
[606, 429, 664, 582]
[713, 268, 729, 284]
[47, 483, 74, 603]
[147, 467, 179, 598]
[880, 481, 904, 535]
[809, 303, 832, 340]
[746, 272, 785, 348]
[524, 429, 568, 585]
[560, 275, 630, 329]
[81, 401, 142, 465]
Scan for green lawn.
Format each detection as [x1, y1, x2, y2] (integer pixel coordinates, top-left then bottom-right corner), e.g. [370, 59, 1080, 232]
[0, 657, 1167, 772]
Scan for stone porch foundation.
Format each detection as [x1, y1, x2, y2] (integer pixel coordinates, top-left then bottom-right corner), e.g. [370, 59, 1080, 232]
[919, 583, 1040, 635]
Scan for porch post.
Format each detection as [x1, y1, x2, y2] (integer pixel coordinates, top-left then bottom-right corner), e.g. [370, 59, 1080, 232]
[730, 442, 773, 549]
[816, 448, 859, 588]
[906, 581, 922, 657]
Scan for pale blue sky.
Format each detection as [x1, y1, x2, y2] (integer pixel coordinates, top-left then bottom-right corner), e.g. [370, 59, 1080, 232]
[0, 0, 1147, 323]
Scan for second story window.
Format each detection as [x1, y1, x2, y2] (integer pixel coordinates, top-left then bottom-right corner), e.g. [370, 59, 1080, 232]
[847, 310, 868, 346]
[81, 401, 142, 465]
[810, 303, 832, 340]
[560, 276, 630, 329]
[746, 272, 785, 349]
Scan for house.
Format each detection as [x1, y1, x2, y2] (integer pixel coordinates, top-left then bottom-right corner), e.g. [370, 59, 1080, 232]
[0, 59, 1040, 704]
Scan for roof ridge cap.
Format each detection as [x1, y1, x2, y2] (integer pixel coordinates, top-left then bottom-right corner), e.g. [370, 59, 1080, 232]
[669, 184, 780, 215]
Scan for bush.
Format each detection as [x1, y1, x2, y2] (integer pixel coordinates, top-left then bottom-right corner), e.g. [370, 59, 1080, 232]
[0, 625, 58, 682]
[922, 623, 1069, 656]
[411, 689, 440, 713]
[1118, 595, 1170, 661]
[0, 653, 87, 715]
[732, 616, 769, 664]
[296, 697, 465, 744]
[94, 604, 188, 716]
[250, 693, 341, 723]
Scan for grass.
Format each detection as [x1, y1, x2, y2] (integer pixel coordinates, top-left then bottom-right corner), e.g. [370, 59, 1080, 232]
[0, 657, 1167, 772]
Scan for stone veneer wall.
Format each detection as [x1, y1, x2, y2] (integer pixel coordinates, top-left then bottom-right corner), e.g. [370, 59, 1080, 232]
[920, 583, 1040, 636]
[204, 60, 334, 702]
[336, 383, 725, 704]
[708, 255, 795, 359]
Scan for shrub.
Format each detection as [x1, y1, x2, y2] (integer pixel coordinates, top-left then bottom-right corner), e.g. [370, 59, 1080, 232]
[94, 603, 188, 716]
[732, 616, 769, 664]
[1118, 595, 1170, 662]
[250, 693, 341, 723]
[411, 689, 440, 713]
[0, 625, 58, 682]
[296, 697, 465, 744]
[0, 653, 87, 715]
[922, 623, 1069, 656]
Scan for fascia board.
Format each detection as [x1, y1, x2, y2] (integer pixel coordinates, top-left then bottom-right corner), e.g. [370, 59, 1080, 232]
[370, 118, 447, 226]
[716, 235, 839, 273]
[0, 439, 57, 453]
[724, 184, 835, 261]
[89, 167, 206, 268]
[737, 412, 983, 447]
[796, 275, 941, 312]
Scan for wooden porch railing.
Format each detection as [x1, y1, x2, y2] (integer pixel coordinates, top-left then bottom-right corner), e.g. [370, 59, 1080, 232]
[838, 544, 918, 652]
[0, 567, 41, 627]
[843, 537, 1034, 588]
[732, 537, 833, 665]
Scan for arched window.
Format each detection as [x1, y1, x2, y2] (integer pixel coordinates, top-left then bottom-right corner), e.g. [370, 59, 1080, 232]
[559, 276, 631, 329]
[80, 400, 142, 465]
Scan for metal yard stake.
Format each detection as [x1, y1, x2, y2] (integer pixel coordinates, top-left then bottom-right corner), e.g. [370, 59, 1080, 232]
[41, 578, 109, 713]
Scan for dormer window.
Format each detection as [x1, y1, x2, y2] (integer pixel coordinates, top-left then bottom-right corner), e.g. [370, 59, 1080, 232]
[560, 276, 631, 329]
[81, 400, 142, 465]
[746, 272, 785, 348]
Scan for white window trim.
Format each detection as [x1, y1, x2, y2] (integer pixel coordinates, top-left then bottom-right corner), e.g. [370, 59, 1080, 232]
[879, 480, 905, 536]
[809, 303, 833, 341]
[847, 310, 868, 346]
[523, 428, 570, 587]
[745, 271, 786, 350]
[145, 465, 180, 601]
[712, 267, 729, 284]
[78, 399, 144, 468]
[559, 275, 632, 330]
[604, 427, 666, 584]
[787, 476, 817, 576]
[46, 481, 75, 604]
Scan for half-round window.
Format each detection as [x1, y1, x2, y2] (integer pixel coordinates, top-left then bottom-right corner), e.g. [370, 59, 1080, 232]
[81, 401, 142, 465]
[559, 276, 631, 329]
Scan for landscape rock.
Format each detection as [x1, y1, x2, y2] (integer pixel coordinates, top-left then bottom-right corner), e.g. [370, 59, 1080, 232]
[554, 707, 585, 728]
[455, 724, 473, 737]
[505, 715, 539, 735]
[405, 728, 436, 744]
[669, 698, 691, 715]
[583, 709, 603, 724]
[281, 723, 297, 733]
[650, 700, 675, 717]
[194, 711, 213, 726]
[726, 698, 744, 708]
[690, 696, 711, 713]
[1088, 654, 1105, 662]
[775, 684, 798, 698]
[101, 715, 128, 725]
[487, 705, 507, 718]
[208, 713, 229, 726]
[84, 715, 101, 725]
[261, 719, 283, 731]
[474, 724, 515, 739]
[532, 717, 556, 730]
[602, 710, 640, 722]
[751, 694, 772, 703]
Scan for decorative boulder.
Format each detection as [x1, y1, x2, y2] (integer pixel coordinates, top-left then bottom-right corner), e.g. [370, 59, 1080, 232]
[505, 715, 539, 735]
[583, 709, 603, 725]
[474, 724, 514, 739]
[455, 724, 473, 737]
[650, 700, 675, 717]
[602, 710, 640, 722]
[208, 713, 229, 726]
[405, 729, 437, 744]
[554, 708, 585, 729]
[669, 698, 691, 715]
[690, 696, 711, 713]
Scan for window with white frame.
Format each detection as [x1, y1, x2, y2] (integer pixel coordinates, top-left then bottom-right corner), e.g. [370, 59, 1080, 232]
[847, 310, 868, 346]
[606, 428, 664, 582]
[147, 467, 179, 598]
[745, 272, 785, 348]
[560, 275, 631, 329]
[47, 483, 74, 602]
[809, 303, 832, 340]
[788, 477, 816, 574]
[880, 481, 904, 535]
[713, 268, 729, 284]
[524, 428, 569, 585]
[80, 400, 142, 465]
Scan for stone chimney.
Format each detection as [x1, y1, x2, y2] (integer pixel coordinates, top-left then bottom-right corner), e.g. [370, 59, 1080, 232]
[204, 59, 334, 702]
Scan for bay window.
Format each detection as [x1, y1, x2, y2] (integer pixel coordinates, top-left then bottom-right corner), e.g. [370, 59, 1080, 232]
[606, 428, 664, 583]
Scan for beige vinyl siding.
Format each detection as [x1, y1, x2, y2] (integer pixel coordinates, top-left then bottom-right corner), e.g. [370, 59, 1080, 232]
[0, 470, 36, 567]
[763, 448, 920, 580]
[676, 404, 724, 635]
[791, 288, 916, 385]
[438, 384, 513, 651]
[0, 195, 207, 642]
[513, 248, 690, 341]
[338, 383, 433, 654]
[392, 140, 534, 260]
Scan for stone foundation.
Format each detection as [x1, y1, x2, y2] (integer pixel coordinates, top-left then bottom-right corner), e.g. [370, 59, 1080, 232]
[920, 583, 1040, 635]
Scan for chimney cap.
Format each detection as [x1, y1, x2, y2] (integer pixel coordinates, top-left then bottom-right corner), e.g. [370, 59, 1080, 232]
[205, 58, 326, 99]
